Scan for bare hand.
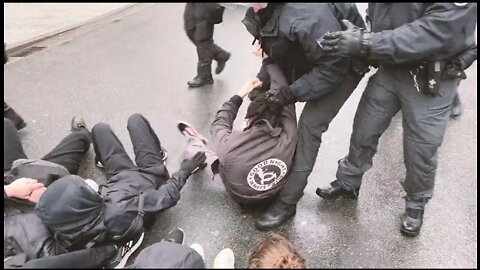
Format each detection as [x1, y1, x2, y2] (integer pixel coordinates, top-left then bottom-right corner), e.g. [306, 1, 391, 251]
[238, 78, 263, 98]
[4, 178, 45, 200]
[26, 186, 47, 203]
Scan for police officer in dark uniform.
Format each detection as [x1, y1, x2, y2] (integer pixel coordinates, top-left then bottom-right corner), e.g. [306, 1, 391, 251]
[242, 3, 369, 230]
[317, 3, 477, 236]
[184, 3, 231, 88]
[4, 44, 26, 130]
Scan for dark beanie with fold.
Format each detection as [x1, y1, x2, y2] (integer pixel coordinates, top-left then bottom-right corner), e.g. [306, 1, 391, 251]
[35, 175, 104, 235]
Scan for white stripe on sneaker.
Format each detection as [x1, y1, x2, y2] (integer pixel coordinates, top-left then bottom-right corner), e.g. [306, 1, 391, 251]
[114, 232, 145, 269]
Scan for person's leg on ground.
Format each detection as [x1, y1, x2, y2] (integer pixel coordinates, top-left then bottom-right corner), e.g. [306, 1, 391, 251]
[4, 118, 27, 172]
[91, 122, 135, 179]
[317, 69, 401, 199]
[399, 76, 459, 236]
[41, 117, 91, 175]
[21, 245, 117, 269]
[255, 75, 360, 230]
[178, 121, 223, 189]
[127, 113, 166, 170]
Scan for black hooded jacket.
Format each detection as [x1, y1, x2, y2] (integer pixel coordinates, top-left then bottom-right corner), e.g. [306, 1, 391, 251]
[242, 3, 367, 102]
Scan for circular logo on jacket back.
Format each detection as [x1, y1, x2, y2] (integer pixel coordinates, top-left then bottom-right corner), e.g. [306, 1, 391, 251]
[247, 158, 288, 191]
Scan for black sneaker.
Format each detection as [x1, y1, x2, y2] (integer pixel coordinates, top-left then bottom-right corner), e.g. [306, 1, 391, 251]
[95, 156, 105, 169]
[107, 232, 145, 269]
[161, 228, 184, 245]
[71, 116, 87, 132]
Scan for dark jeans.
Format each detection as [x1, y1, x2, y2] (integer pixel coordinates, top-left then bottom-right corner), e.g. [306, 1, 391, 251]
[4, 118, 90, 175]
[278, 74, 361, 205]
[21, 245, 116, 269]
[335, 67, 459, 209]
[91, 113, 166, 180]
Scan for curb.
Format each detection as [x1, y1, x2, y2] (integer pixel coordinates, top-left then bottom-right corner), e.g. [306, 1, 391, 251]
[5, 3, 139, 55]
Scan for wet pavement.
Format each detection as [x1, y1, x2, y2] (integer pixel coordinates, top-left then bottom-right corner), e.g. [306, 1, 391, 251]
[4, 3, 133, 45]
[4, 4, 477, 268]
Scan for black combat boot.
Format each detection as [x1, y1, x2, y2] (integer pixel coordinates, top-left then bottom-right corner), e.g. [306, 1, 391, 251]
[4, 102, 26, 130]
[188, 62, 214, 87]
[187, 75, 214, 87]
[450, 94, 462, 119]
[255, 200, 296, 231]
[400, 207, 424, 237]
[316, 180, 360, 200]
[215, 51, 231, 74]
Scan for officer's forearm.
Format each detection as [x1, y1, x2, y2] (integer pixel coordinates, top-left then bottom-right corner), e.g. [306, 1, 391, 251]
[457, 46, 477, 70]
[366, 3, 476, 64]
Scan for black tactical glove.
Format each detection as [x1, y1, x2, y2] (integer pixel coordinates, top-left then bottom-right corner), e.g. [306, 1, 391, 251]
[456, 49, 477, 70]
[443, 61, 467, 80]
[265, 85, 296, 107]
[319, 20, 371, 57]
[248, 86, 265, 101]
[180, 151, 207, 175]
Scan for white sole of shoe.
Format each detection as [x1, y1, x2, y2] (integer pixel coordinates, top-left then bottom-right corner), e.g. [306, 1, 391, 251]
[213, 248, 235, 269]
[114, 232, 145, 269]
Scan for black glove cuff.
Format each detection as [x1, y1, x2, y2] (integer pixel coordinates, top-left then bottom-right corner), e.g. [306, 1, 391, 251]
[280, 86, 296, 104]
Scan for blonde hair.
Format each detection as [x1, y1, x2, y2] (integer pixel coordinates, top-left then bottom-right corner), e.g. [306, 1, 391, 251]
[248, 232, 306, 268]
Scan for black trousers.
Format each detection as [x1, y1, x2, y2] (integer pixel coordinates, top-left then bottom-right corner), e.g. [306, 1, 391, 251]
[91, 113, 166, 180]
[21, 245, 116, 269]
[278, 74, 362, 205]
[4, 118, 90, 175]
[335, 67, 459, 209]
[184, 3, 227, 77]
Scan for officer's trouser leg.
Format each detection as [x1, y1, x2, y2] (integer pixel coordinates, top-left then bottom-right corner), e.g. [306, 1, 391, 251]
[91, 122, 135, 179]
[336, 69, 401, 190]
[195, 21, 226, 77]
[4, 101, 26, 129]
[278, 75, 359, 205]
[399, 74, 459, 209]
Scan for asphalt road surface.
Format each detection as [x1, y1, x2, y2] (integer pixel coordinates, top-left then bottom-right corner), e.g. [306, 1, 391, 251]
[4, 4, 477, 268]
